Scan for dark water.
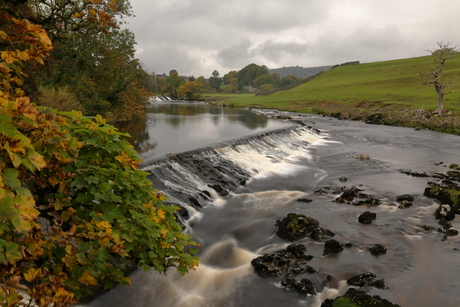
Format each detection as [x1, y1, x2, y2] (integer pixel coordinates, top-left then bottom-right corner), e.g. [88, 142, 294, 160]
[85, 104, 460, 307]
[115, 101, 291, 163]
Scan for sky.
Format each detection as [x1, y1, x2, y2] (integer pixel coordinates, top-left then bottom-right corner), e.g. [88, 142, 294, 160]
[123, 0, 460, 77]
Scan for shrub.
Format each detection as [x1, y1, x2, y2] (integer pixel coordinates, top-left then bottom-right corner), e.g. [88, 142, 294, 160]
[37, 86, 83, 112]
[0, 99, 199, 306]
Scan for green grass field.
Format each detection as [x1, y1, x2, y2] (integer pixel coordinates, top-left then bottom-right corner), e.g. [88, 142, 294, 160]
[213, 55, 460, 114]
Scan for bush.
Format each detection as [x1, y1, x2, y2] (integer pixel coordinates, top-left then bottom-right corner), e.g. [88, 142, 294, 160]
[37, 86, 83, 112]
[0, 99, 199, 307]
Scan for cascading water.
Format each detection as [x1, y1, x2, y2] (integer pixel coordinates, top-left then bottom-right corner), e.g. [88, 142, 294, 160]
[83, 106, 460, 307]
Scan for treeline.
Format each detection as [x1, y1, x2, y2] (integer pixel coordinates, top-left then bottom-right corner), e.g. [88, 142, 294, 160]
[1, 0, 152, 122]
[147, 63, 316, 97]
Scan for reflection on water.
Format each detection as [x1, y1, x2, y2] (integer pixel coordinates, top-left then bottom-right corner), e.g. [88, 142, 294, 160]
[115, 101, 291, 160]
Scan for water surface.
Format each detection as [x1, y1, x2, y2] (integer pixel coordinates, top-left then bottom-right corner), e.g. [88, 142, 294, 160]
[89, 107, 460, 307]
[116, 101, 291, 162]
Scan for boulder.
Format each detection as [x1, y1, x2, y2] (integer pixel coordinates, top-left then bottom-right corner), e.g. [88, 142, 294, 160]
[396, 194, 415, 202]
[358, 211, 376, 224]
[321, 288, 401, 307]
[352, 194, 381, 206]
[369, 244, 387, 256]
[276, 213, 320, 241]
[434, 204, 455, 221]
[281, 276, 317, 296]
[398, 201, 413, 209]
[310, 227, 335, 241]
[251, 244, 314, 277]
[347, 272, 376, 287]
[335, 186, 363, 203]
[323, 239, 344, 255]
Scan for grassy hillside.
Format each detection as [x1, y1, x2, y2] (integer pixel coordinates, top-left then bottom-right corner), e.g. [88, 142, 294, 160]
[222, 55, 460, 114]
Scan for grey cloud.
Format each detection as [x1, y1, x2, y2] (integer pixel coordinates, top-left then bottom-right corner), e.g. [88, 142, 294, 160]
[255, 40, 312, 62]
[126, 0, 460, 76]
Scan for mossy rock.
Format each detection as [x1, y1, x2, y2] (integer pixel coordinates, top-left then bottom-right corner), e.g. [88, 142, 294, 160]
[276, 213, 320, 241]
[321, 288, 401, 307]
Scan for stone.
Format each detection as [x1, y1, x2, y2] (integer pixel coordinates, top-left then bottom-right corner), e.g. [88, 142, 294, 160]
[321, 288, 401, 307]
[323, 239, 344, 255]
[251, 244, 314, 277]
[369, 244, 387, 256]
[358, 211, 377, 224]
[335, 186, 363, 202]
[347, 272, 376, 287]
[434, 204, 455, 221]
[353, 194, 381, 206]
[396, 194, 415, 202]
[297, 198, 313, 203]
[282, 276, 317, 296]
[276, 213, 320, 241]
[310, 227, 335, 241]
[339, 176, 348, 182]
[398, 201, 413, 209]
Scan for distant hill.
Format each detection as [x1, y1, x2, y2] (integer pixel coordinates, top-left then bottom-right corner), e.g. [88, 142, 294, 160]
[269, 65, 334, 79]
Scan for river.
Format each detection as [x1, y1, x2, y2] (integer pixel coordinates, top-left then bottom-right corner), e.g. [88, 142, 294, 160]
[86, 101, 460, 307]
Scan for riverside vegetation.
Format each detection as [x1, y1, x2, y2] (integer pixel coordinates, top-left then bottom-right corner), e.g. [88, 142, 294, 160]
[0, 2, 198, 306]
[205, 53, 460, 135]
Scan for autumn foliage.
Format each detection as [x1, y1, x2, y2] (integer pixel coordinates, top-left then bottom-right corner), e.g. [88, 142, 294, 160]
[1, 2, 199, 306]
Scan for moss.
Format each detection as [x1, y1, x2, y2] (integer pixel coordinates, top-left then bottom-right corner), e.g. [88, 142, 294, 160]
[333, 298, 359, 307]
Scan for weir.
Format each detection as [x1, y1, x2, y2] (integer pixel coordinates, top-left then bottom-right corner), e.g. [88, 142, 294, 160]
[141, 125, 324, 225]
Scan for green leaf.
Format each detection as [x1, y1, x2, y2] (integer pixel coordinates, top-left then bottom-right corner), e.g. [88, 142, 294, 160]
[5, 241, 21, 264]
[3, 168, 21, 188]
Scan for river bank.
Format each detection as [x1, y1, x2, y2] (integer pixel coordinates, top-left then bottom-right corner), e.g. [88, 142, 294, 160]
[204, 97, 460, 136]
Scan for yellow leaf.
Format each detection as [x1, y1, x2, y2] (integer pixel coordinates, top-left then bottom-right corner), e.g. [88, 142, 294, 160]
[95, 220, 111, 229]
[24, 267, 43, 283]
[1, 51, 17, 64]
[157, 208, 166, 219]
[29, 152, 46, 170]
[34, 56, 44, 65]
[108, 3, 117, 11]
[73, 12, 85, 18]
[79, 270, 97, 286]
[16, 50, 30, 61]
[0, 30, 8, 40]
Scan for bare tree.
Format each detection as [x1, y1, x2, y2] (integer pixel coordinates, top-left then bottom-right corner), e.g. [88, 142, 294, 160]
[420, 42, 458, 114]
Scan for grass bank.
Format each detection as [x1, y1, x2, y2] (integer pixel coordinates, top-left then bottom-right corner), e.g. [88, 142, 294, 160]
[204, 55, 460, 135]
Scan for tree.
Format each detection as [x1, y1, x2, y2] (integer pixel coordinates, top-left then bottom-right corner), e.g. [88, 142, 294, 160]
[280, 75, 300, 87]
[0, 3, 199, 306]
[208, 70, 222, 92]
[253, 73, 273, 89]
[421, 42, 459, 114]
[163, 71, 184, 97]
[177, 81, 203, 99]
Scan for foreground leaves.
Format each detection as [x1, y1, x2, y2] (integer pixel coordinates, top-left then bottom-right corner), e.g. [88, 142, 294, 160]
[0, 104, 199, 306]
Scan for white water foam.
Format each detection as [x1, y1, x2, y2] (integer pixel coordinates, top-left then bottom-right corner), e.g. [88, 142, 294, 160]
[84, 238, 257, 307]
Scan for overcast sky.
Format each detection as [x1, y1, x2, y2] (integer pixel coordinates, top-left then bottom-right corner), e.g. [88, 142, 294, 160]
[124, 0, 460, 77]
